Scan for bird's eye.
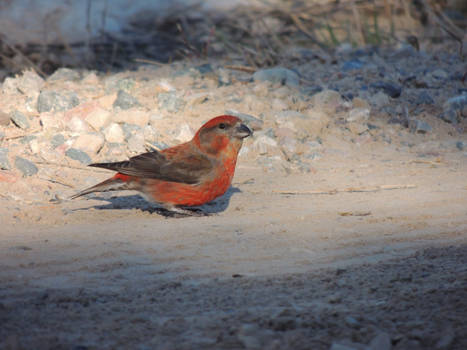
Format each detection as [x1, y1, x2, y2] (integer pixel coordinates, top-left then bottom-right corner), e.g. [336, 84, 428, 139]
[218, 123, 226, 129]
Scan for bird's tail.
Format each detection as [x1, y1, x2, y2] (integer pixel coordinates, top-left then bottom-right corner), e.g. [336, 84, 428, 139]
[70, 174, 132, 200]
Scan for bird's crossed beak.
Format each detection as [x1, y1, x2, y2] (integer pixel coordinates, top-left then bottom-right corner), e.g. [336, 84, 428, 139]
[235, 123, 253, 139]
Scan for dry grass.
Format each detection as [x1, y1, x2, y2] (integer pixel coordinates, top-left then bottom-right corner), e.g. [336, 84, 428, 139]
[0, 0, 464, 77]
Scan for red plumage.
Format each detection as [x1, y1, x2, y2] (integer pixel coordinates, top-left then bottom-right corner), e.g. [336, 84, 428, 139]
[71, 115, 252, 214]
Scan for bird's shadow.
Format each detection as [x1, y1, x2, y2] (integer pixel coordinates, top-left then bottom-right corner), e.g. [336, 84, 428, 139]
[73, 187, 242, 217]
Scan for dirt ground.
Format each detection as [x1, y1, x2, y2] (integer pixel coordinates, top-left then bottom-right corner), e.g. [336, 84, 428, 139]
[1, 141, 466, 349]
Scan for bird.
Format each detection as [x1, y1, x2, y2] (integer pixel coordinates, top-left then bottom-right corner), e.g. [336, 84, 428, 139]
[71, 115, 253, 216]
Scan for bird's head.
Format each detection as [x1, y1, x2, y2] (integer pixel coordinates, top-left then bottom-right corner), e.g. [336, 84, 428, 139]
[193, 115, 253, 157]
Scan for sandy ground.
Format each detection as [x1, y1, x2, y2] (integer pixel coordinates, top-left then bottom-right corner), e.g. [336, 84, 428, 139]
[1, 143, 466, 349]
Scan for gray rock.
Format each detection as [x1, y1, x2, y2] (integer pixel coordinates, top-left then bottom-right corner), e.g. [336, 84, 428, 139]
[341, 60, 365, 71]
[158, 92, 186, 113]
[10, 110, 30, 129]
[367, 332, 391, 350]
[456, 141, 466, 151]
[113, 90, 140, 110]
[0, 148, 11, 170]
[370, 81, 402, 98]
[217, 68, 231, 86]
[37, 90, 80, 112]
[194, 63, 213, 74]
[409, 118, 432, 134]
[65, 148, 91, 164]
[121, 123, 143, 141]
[253, 67, 299, 87]
[416, 91, 434, 105]
[51, 134, 66, 148]
[443, 94, 467, 117]
[104, 77, 135, 92]
[48, 68, 80, 81]
[15, 156, 38, 176]
[439, 109, 458, 124]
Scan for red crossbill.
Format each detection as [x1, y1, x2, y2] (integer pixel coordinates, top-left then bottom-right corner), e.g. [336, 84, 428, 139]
[71, 115, 252, 215]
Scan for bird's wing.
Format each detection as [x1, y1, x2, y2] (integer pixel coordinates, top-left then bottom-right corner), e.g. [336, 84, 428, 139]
[89, 148, 214, 184]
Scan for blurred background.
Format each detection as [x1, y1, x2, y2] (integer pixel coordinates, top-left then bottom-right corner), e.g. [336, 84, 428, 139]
[0, 0, 465, 79]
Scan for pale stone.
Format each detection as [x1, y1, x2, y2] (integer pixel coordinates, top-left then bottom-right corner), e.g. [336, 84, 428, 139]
[73, 133, 105, 155]
[85, 108, 111, 130]
[103, 123, 125, 143]
[112, 109, 149, 127]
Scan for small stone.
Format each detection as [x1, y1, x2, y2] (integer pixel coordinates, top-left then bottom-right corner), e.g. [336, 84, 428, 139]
[370, 81, 402, 98]
[352, 97, 370, 110]
[121, 123, 142, 140]
[113, 109, 149, 127]
[253, 67, 299, 87]
[416, 91, 434, 105]
[104, 77, 135, 92]
[225, 110, 264, 130]
[73, 133, 105, 155]
[341, 59, 365, 71]
[51, 134, 66, 148]
[369, 92, 390, 108]
[85, 107, 111, 130]
[456, 141, 465, 151]
[67, 116, 90, 133]
[15, 156, 38, 177]
[0, 111, 10, 126]
[65, 148, 91, 164]
[348, 122, 368, 135]
[409, 119, 432, 134]
[218, 68, 231, 85]
[344, 316, 360, 328]
[2, 70, 44, 96]
[37, 90, 80, 112]
[0, 148, 11, 170]
[48, 68, 80, 81]
[347, 108, 370, 122]
[367, 332, 391, 350]
[310, 90, 343, 114]
[443, 94, 467, 117]
[113, 90, 140, 110]
[10, 110, 30, 129]
[194, 63, 213, 74]
[127, 133, 146, 154]
[158, 92, 186, 113]
[175, 123, 194, 142]
[103, 123, 125, 143]
[439, 109, 458, 124]
[40, 112, 65, 130]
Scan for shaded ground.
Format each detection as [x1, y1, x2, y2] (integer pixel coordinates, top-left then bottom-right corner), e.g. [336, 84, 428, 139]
[1, 147, 466, 349]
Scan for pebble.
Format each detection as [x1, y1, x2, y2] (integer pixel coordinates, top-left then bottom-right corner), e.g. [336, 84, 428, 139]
[367, 332, 391, 350]
[10, 110, 30, 129]
[113, 109, 149, 127]
[310, 90, 343, 114]
[0, 110, 10, 126]
[348, 122, 368, 135]
[409, 118, 432, 134]
[72, 133, 105, 155]
[65, 148, 91, 165]
[175, 123, 194, 142]
[67, 116, 90, 133]
[15, 156, 38, 177]
[342, 59, 365, 71]
[40, 112, 65, 130]
[104, 77, 135, 92]
[113, 90, 140, 110]
[217, 68, 231, 85]
[103, 123, 125, 143]
[51, 134, 65, 148]
[416, 91, 434, 105]
[127, 133, 146, 154]
[439, 109, 458, 124]
[443, 94, 467, 117]
[48, 68, 80, 81]
[121, 123, 143, 140]
[456, 141, 465, 151]
[253, 67, 299, 87]
[2, 70, 44, 96]
[85, 107, 111, 130]
[370, 81, 402, 98]
[369, 91, 390, 108]
[158, 92, 186, 113]
[0, 148, 11, 170]
[347, 108, 370, 122]
[37, 90, 80, 112]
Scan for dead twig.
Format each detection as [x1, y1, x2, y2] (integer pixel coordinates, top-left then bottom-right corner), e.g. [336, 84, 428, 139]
[271, 184, 417, 195]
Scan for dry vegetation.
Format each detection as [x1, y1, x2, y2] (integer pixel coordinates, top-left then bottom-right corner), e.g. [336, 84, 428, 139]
[0, 0, 465, 78]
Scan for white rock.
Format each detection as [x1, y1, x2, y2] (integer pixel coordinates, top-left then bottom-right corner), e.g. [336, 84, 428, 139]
[72, 133, 105, 155]
[127, 133, 146, 154]
[40, 112, 65, 130]
[29, 139, 40, 154]
[103, 123, 125, 143]
[67, 116, 90, 132]
[369, 92, 390, 108]
[347, 108, 370, 122]
[113, 109, 149, 127]
[175, 123, 194, 142]
[85, 107, 111, 130]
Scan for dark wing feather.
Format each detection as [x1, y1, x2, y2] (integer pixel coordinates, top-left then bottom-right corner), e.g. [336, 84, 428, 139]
[89, 150, 213, 184]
